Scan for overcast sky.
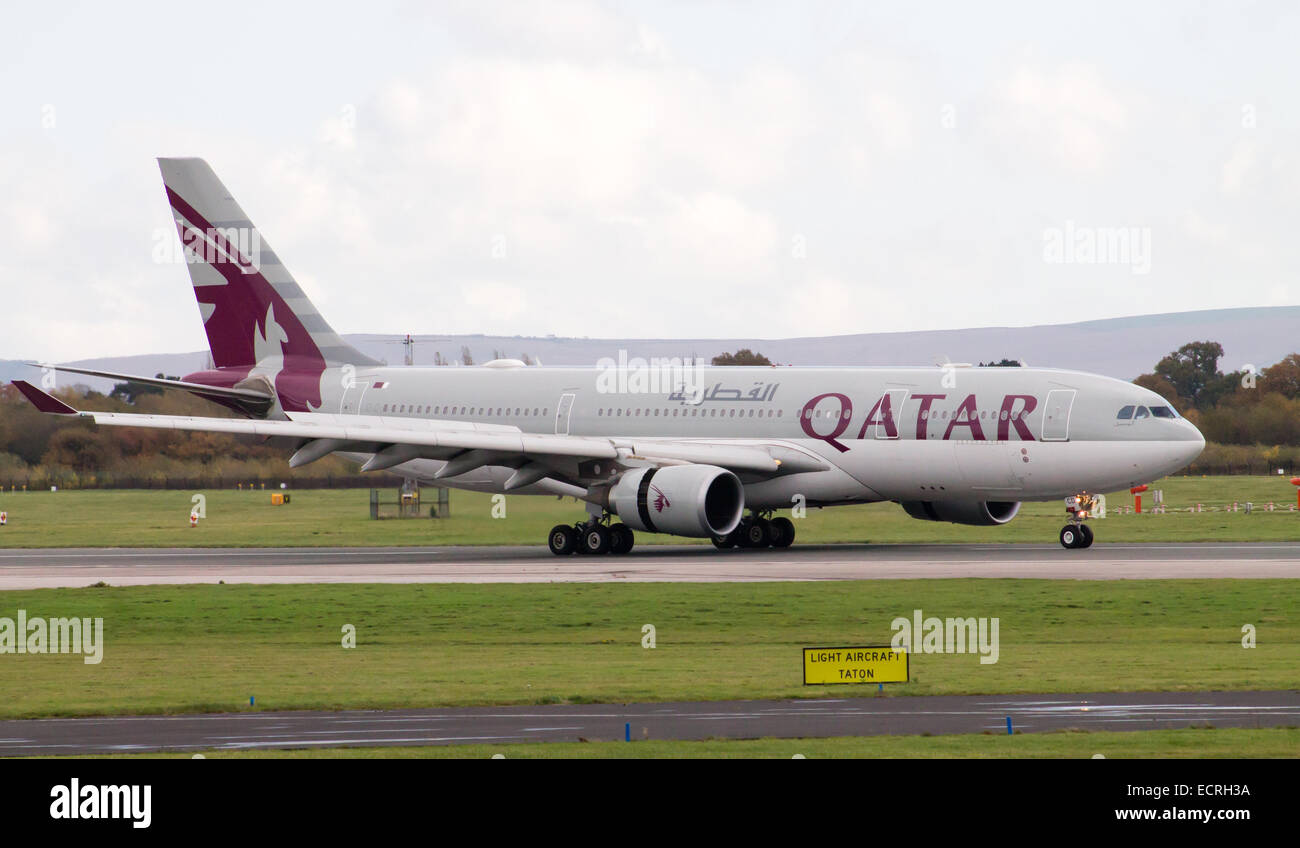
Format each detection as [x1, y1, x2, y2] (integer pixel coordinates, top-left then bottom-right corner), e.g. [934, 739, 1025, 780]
[2, 1, 1296, 362]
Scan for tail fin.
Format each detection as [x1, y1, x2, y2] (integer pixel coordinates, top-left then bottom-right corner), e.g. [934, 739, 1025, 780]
[158, 158, 378, 374]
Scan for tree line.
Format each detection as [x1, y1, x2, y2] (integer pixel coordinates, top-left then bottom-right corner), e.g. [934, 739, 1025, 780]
[1134, 341, 1300, 448]
[0, 381, 371, 490]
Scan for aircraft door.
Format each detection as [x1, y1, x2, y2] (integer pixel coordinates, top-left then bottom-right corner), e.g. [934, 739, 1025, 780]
[340, 380, 370, 415]
[555, 392, 576, 435]
[1041, 389, 1077, 441]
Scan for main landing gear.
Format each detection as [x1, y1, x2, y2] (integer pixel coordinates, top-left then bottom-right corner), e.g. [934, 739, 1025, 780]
[1059, 493, 1097, 549]
[548, 516, 635, 556]
[711, 511, 796, 550]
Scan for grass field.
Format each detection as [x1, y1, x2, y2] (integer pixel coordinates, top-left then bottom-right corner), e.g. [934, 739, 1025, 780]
[92, 728, 1300, 758]
[0, 580, 1295, 719]
[0, 475, 1298, 548]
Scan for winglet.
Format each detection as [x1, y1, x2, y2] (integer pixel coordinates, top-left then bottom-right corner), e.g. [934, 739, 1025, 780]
[10, 381, 78, 415]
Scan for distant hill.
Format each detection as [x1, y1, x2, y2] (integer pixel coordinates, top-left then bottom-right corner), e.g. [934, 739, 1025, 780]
[16, 305, 1300, 392]
[0, 361, 32, 386]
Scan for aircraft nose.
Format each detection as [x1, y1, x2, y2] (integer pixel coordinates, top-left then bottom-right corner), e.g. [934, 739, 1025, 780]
[1178, 418, 1206, 463]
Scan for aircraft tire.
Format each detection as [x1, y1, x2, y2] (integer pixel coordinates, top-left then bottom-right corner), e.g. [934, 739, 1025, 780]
[579, 523, 612, 555]
[548, 525, 578, 556]
[769, 517, 796, 548]
[610, 524, 635, 555]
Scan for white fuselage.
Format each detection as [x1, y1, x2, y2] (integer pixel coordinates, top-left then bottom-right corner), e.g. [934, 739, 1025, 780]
[311, 362, 1205, 509]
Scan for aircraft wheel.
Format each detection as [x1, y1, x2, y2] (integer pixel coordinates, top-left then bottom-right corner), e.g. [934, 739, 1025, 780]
[769, 517, 796, 548]
[579, 523, 612, 555]
[733, 519, 766, 548]
[1059, 525, 1083, 549]
[548, 525, 578, 556]
[609, 524, 635, 555]
[1078, 524, 1094, 549]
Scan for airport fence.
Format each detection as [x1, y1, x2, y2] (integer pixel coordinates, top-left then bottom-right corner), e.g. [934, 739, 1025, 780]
[0, 472, 407, 492]
[1180, 459, 1294, 476]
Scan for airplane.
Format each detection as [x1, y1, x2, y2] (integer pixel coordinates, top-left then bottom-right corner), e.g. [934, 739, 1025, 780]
[12, 158, 1206, 553]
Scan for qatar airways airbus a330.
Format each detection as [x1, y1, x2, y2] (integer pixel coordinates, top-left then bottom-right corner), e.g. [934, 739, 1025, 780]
[14, 159, 1205, 553]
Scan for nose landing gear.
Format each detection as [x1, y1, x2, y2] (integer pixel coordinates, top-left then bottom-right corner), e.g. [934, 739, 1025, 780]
[1059, 523, 1093, 549]
[1059, 493, 1097, 549]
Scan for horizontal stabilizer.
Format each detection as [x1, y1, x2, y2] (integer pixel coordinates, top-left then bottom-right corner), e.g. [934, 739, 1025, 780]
[33, 364, 274, 417]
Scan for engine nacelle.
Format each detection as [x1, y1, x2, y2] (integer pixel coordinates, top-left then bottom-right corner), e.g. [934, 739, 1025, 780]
[608, 466, 744, 538]
[900, 500, 1022, 526]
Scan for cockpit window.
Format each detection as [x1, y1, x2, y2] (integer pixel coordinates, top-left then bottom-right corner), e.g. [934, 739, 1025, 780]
[1117, 405, 1135, 420]
[1150, 406, 1177, 418]
[1134, 406, 1150, 419]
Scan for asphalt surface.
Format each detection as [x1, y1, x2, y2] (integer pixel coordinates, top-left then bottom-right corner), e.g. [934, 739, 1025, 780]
[1, 543, 1299, 588]
[2, 691, 1295, 756]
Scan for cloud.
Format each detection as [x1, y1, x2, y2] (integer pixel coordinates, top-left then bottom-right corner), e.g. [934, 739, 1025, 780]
[460, 280, 531, 325]
[772, 274, 910, 338]
[1222, 140, 1255, 193]
[989, 63, 1130, 170]
[2, 4, 1298, 362]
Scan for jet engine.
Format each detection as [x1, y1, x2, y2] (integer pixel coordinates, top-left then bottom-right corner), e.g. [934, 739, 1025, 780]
[607, 466, 744, 538]
[899, 500, 1021, 526]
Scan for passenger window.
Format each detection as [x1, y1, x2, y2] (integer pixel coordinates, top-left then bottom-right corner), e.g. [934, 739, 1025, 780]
[1134, 406, 1150, 419]
[1117, 405, 1134, 420]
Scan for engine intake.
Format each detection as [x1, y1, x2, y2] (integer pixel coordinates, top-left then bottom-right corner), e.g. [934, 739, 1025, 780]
[900, 500, 1021, 526]
[608, 466, 744, 538]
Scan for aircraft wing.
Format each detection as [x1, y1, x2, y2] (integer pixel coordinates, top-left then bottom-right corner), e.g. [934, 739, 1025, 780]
[10, 381, 825, 482]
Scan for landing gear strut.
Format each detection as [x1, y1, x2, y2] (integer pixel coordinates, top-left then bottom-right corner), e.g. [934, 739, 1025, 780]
[548, 515, 635, 556]
[711, 511, 796, 550]
[1059, 493, 1097, 549]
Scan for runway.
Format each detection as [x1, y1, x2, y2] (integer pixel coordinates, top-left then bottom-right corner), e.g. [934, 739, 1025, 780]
[0, 542, 1299, 588]
[1, 691, 1295, 756]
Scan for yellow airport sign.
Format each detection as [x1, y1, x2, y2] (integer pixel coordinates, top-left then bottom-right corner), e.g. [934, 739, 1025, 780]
[802, 646, 909, 685]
